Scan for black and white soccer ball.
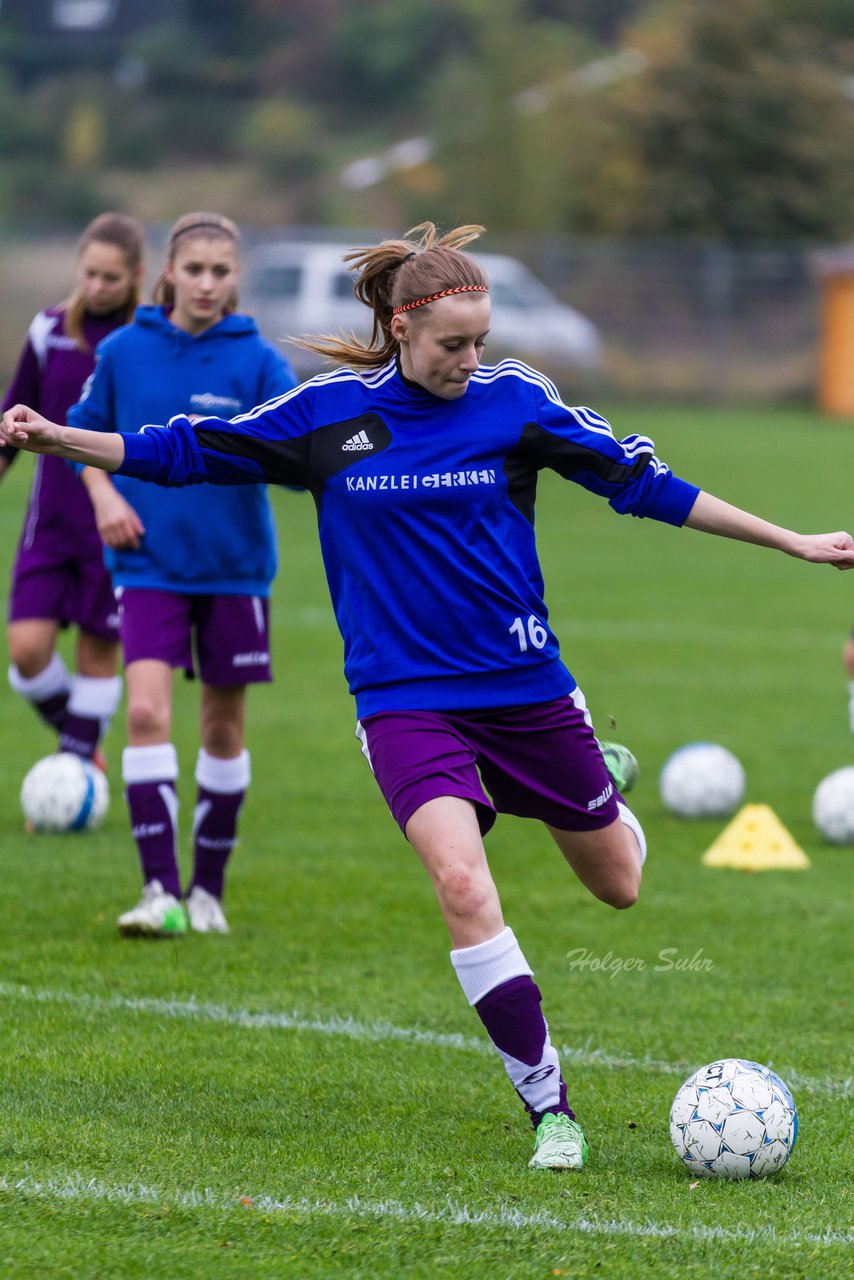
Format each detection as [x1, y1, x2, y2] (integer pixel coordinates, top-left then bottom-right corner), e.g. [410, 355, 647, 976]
[669, 1058, 798, 1179]
[21, 753, 109, 833]
[812, 765, 854, 843]
[659, 743, 745, 818]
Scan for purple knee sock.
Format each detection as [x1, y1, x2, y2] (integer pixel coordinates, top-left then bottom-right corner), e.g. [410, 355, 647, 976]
[125, 780, 180, 897]
[59, 713, 100, 759]
[36, 691, 71, 733]
[451, 927, 574, 1128]
[188, 749, 250, 900]
[9, 654, 70, 733]
[122, 744, 180, 897]
[60, 675, 122, 759]
[190, 786, 244, 899]
[476, 975, 573, 1127]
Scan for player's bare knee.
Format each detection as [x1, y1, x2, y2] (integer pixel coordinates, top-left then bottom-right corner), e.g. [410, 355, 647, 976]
[126, 696, 167, 741]
[202, 723, 242, 758]
[8, 642, 49, 677]
[434, 866, 491, 920]
[607, 879, 640, 910]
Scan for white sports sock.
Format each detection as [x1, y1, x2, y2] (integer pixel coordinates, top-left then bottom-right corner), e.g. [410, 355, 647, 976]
[450, 926, 533, 1006]
[122, 742, 179, 786]
[68, 674, 122, 718]
[195, 748, 251, 793]
[618, 800, 647, 865]
[8, 652, 70, 700]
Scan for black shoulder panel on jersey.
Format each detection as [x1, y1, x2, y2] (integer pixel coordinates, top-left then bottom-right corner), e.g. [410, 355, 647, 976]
[504, 421, 651, 521]
[194, 425, 306, 486]
[196, 412, 392, 495]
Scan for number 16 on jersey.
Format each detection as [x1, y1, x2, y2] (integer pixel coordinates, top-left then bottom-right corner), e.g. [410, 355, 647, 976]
[509, 614, 548, 652]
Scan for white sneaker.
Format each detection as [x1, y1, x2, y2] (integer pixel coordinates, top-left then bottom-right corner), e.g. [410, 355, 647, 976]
[118, 879, 188, 938]
[186, 885, 230, 934]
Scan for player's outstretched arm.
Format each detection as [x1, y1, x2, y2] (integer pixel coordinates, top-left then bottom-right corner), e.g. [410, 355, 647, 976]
[0, 404, 124, 472]
[684, 491, 854, 569]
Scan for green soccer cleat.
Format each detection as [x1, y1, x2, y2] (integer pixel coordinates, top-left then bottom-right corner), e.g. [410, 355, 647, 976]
[528, 1112, 589, 1170]
[600, 741, 639, 795]
[118, 879, 189, 938]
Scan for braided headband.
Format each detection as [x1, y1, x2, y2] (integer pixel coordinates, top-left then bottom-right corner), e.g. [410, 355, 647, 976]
[393, 284, 489, 314]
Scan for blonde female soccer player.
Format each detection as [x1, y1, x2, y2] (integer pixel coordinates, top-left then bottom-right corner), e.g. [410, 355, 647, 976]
[64, 212, 296, 937]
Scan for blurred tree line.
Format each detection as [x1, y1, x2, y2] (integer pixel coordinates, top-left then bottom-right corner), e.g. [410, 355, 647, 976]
[1, 0, 853, 241]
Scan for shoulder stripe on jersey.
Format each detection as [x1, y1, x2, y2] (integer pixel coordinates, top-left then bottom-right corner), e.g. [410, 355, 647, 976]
[227, 358, 397, 426]
[471, 360, 609, 427]
[471, 360, 655, 455]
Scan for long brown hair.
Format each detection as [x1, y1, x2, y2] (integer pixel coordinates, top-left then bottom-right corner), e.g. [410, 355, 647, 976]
[63, 212, 145, 351]
[152, 211, 241, 314]
[295, 222, 488, 369]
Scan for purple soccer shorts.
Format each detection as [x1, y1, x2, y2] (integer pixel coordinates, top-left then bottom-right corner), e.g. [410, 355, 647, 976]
[357, 689, 621, 837]
[8, 537, 120, 641]
[118, 587, 272, 685]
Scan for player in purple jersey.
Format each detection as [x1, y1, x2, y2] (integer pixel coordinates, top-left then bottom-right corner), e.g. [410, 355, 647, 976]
[4, 223, 854, 1171]
[69, 212, 296, 939]
[1, 212, 144, 767]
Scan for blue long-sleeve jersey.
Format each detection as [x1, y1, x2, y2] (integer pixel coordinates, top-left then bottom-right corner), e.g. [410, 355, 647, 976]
[68, 304, 297, 595]
[118, 356, 699, 715]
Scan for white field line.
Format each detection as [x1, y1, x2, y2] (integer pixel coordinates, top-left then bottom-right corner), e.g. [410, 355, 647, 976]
[0, 1171, 852, 1248]
[0, 981, 849, 1099]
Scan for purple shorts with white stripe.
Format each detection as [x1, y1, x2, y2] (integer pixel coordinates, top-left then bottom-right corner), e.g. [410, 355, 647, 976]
[118, 587, 272, 685]
[357, 690, 621, 837]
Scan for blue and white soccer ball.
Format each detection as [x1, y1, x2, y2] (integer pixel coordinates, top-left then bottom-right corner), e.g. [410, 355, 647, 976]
[669, 1058, 798, 1179]
[21, 752, 109, 833]
[659, 743, 745, 818]
[812, 766, 854, 843]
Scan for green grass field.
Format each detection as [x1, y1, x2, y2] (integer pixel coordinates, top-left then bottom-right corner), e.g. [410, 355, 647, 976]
[0, 405, 852, 1278]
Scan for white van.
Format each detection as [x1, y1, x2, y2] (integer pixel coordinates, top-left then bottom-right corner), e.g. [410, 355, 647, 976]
[245, 240, 600, 376]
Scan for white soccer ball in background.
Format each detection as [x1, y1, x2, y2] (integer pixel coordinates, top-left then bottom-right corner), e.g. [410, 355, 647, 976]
[20, 753, 109, 833]
[659, 742, 745, 818]
[670, 1058, 798, 1179]
[812, 766, 854, 843]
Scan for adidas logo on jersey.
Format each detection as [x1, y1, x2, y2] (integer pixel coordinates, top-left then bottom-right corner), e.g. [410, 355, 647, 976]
[342, 429, 373, 452]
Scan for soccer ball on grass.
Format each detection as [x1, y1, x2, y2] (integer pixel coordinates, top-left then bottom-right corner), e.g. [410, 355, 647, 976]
[669, 1058, 797, 1179]
[659, 742, 745, 818]
[20, 752, 109, 833]
[812, 765, 854, 843]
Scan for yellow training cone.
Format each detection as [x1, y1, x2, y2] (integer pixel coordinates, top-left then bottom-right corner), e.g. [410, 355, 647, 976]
[701, 804, 811, 871]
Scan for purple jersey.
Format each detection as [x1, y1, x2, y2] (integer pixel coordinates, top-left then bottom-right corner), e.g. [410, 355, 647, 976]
[2, 305, 125, 550]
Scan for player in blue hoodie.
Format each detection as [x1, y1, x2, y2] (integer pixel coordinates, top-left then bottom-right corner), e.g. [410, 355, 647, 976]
[5, 222, 853, 1170]
[67, 212, 297, 938]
